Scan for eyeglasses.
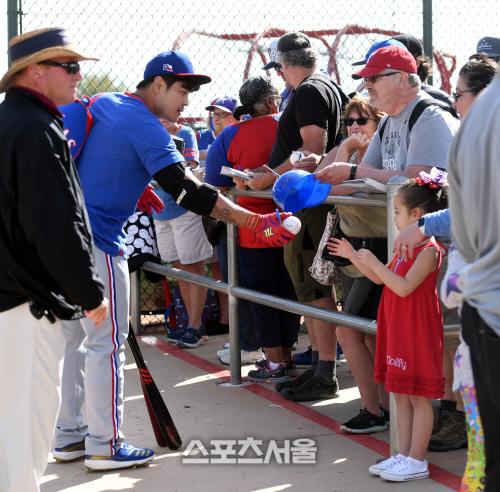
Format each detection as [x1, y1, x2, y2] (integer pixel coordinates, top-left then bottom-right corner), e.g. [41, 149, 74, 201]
[39, 60, 81, 75]
[453, 89, 474, 100]
[363, 71, 401, 84]
[344, 116, 373, 126]
[274, 63, 283, 73]
[210, 110, 231, 119]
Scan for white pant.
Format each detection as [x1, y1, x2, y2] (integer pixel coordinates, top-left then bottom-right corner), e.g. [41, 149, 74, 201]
[0, 303, 64, 492]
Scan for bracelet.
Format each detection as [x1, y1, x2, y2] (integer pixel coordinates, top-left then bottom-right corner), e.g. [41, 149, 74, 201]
[349, 164, 358, 181]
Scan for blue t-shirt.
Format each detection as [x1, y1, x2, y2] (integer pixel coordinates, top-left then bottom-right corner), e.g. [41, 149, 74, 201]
[155, 125, 199, 221]
[77, 92, 182, 256]
[196, 128, 215, 152]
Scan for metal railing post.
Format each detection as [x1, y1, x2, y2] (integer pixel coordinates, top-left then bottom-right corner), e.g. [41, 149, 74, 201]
[423, 0, 433, 86]
[386, 176, 407, 455]
[227, 195, 242, 384]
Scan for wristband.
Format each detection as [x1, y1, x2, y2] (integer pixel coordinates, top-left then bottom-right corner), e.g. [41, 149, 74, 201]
[349, 164, 358, 180]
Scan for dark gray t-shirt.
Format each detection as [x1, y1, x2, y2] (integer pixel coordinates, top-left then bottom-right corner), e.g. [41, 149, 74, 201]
[363, 91, 459, 171]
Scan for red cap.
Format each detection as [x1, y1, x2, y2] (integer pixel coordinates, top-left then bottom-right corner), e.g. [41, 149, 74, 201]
[352, 46, 417, 80]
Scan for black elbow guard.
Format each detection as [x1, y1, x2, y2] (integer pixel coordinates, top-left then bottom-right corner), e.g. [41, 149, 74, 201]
[154, 163, 219, 216]
[174, 180, 219, 216]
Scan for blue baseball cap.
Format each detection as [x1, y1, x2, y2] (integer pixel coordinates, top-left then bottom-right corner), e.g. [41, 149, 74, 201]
[205, 96, 238, 113]
[352, 38, 406, 66]
[142, 50, 211, 85]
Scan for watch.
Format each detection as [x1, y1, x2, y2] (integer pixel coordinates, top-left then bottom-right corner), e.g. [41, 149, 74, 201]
[349, 164, 358, 181]
[417, 217, 426, 235]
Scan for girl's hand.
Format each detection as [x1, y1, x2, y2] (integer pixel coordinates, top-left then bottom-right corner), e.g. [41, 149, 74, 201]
[327, 237, 355, 259]
[356, 248, 378, 266]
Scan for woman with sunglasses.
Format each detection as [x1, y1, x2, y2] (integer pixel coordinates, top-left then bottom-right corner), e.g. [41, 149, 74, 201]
[453, 54, 497, 119]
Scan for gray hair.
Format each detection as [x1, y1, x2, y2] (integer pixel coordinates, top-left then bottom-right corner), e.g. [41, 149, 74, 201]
[407, 73, 421, 88]
[279, 47, 318, 69]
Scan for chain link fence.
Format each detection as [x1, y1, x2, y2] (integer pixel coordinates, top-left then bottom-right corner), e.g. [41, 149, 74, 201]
[6, 0, 498, 328]
[10, 0, 497, 122]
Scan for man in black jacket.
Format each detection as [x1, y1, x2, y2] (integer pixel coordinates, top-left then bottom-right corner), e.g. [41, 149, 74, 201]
[0, 27, 108, 492]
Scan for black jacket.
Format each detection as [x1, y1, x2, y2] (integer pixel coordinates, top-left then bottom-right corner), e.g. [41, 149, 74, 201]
[0, 88, 104, 319]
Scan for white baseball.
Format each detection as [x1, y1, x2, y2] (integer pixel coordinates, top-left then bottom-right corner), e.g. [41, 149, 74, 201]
[282, 216, 302, 235]
[290, 151, 304, 165]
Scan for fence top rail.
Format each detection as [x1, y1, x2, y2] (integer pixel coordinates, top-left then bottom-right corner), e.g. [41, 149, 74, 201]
[141, 261, 460, 336]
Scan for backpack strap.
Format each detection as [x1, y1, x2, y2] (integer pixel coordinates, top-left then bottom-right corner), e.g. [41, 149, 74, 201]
[379, 97, 457, 143]
[60, 93, 104, 163]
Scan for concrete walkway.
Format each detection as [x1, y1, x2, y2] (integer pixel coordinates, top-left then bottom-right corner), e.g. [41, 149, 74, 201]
[41, 333, 466, 492]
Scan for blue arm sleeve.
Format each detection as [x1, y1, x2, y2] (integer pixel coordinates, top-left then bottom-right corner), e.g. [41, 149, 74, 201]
[205, 125, 239, 187]
[424, 208, 451, 239]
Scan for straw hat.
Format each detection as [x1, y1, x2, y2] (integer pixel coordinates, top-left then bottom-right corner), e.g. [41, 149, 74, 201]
[0, 27, 98, 92]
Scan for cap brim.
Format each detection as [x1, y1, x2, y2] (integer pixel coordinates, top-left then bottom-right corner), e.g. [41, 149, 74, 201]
[205, 104, 232, 112]
[262, 61, 277, 70]
[351, 64, 385, 80]
[176, 73, 212, 84]
[351, 59, 366, 66]
[469, 51, 500, 59]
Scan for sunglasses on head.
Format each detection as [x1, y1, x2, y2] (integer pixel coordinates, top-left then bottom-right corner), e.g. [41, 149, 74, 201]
[40, 60, 81, 75]
[344, 116, 371, 126]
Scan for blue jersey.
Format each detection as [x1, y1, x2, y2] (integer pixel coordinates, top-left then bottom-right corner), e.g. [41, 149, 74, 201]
[155, 125, 199, 221]
[76, 92, 182, 256]
[196, 128, 215, 151]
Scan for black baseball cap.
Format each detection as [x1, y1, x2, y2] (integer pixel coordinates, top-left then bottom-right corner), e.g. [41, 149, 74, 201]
[277, 32, 311, 53]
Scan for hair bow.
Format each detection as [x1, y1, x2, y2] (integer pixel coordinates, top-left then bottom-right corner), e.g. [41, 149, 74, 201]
[415, 167, 447, 189]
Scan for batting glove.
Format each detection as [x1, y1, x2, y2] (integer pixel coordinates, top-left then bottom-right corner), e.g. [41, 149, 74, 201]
[254, 211, 295, 247]
[137, 184, 164, 214]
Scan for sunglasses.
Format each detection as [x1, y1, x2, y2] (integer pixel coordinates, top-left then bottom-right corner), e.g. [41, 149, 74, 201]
[453, 89, 474, 100]
[364, 71, 400, 84]
[274, 63, 283, 73]
[344, 116, 372, 126]
[210, 110, 231, 119]
[40, 60, 81, 75]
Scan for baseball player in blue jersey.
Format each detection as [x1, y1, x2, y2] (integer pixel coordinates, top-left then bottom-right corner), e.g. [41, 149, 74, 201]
[53, 50, 295, 471]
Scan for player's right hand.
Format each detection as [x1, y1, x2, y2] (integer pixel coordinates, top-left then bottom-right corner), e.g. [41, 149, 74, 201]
[85, 298, 109, 327]
[254, 212, 295, 247]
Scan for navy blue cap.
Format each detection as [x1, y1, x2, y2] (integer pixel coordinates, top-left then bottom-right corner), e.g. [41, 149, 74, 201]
[142, 50, 211, 85]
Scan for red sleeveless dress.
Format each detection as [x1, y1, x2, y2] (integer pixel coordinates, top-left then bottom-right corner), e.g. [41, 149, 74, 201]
[374, 241, 444, 398]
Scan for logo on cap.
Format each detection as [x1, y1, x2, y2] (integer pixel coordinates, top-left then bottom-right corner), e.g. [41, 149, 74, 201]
[163, 63, 173, 72]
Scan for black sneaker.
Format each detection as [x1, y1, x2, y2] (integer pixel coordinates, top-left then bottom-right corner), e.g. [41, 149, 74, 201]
[340, 408, 388, 434]
[293, 346, 312, 367]
[281, 376, 339, 402]
[275, 369, 314, 393]
[381, 405, 390, 422]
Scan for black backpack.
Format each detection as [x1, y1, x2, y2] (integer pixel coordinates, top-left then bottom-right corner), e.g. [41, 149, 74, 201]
[379, 98, 458, 143]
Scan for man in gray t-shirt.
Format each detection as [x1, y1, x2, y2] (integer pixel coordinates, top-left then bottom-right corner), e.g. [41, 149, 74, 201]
[317, 45, 459, 183]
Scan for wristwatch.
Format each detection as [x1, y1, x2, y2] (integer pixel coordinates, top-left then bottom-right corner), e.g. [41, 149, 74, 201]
[349, 164, 358, 181]
[417, 217, 426, 235]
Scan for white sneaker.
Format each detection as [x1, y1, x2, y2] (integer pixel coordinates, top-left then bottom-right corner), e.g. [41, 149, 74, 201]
[380, 456, 429, 482]
[368, 454, 406, 476]
[216, 342, 231, 358]
[219, 349, 264, 365]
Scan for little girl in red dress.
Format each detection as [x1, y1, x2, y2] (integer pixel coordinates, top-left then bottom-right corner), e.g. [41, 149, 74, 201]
[329, 169, 448, 483]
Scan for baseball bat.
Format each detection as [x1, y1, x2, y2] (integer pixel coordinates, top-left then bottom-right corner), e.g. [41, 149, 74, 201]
[127, 322, 182, 449]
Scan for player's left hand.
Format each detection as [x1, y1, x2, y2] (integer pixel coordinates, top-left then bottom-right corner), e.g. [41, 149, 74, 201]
[137, 184, 164, 214]
[254, 211, 295, 247]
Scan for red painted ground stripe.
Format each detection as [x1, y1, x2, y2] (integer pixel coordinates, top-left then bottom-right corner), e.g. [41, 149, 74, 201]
[143, 336, 461, 491]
